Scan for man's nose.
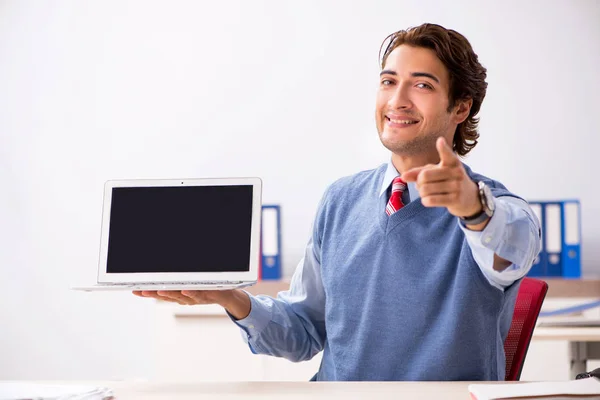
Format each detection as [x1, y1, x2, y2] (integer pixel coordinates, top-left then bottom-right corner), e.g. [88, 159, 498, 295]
[388, 84, 412, 109]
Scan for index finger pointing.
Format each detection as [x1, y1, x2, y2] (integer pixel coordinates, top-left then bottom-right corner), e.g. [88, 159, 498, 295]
[437, 137, 459, 167]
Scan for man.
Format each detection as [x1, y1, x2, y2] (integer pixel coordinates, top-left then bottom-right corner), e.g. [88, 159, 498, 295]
[135, 23, 541, 381]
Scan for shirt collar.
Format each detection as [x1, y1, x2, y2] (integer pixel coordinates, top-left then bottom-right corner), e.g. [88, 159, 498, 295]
[379, 159, 420, 200]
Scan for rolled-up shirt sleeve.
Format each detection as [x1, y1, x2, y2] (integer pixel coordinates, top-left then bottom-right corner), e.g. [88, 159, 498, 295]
[459, 196, 542, 290]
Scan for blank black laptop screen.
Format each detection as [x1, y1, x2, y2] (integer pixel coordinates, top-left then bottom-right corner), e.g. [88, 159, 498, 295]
[106, 185, 253, 273]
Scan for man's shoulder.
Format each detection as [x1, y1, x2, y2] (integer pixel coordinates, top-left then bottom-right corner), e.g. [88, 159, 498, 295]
[464, 164, 503, 187]
[462, 163, 518, 198]
[327, 164, 387, 194]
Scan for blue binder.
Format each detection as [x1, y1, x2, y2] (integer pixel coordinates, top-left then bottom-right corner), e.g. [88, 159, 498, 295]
[527, 200, 582, 278]
[260, 205, 282, 280]
[560, 200, 581, 278]
[527, 202, 546, 277]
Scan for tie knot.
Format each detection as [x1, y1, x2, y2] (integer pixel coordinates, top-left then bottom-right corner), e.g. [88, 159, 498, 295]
[386, 177, 407, 216]
[391, 177, 407, 192]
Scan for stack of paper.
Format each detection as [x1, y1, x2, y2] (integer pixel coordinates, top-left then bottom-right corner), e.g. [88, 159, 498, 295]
[0, 382, 113, 400]
[468, 377, 600, 399]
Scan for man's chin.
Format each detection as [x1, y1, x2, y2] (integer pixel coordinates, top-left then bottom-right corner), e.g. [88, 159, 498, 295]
[380, 136, 436, 156]
[380, 140, 411, 155]
[379, 134, 415, 150]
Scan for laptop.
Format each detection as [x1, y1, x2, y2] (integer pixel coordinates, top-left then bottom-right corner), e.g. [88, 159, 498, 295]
[73, 177, 262, 291]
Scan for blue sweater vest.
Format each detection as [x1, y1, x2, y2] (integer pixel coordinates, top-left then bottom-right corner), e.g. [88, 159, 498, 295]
[313, 163, 521, 381]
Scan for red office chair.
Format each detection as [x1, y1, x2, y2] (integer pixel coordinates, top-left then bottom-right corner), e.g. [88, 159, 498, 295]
[504, 277, 548, 381]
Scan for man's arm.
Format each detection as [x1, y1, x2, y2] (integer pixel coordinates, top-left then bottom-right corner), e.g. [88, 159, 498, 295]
[135, 234, 327, 362]
[462, 208, 513, 272]
[230, 234, 327, 361]
[460, 196, 542, 289]
[401, 137, 542, 288]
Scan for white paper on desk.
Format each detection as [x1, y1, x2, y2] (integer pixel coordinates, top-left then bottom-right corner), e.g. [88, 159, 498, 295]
[468, 377, 600, 399]
[0, 382, 113, 400]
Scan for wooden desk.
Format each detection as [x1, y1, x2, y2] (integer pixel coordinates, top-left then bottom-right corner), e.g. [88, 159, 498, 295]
[19, 381, 498, 400]
[534, 326, 600, 379]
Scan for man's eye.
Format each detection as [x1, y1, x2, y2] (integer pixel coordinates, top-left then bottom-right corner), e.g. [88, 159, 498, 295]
[416, 83, 433, 90]
[381, 79, 394, 85]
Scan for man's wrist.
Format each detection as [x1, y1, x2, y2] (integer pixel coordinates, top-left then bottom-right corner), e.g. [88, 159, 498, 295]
[465, 179, 484, 216]
[463, 201, 483, 219]
[459, 181, 495, 228]
[464, 216, 491, 231]
[219, 290, 251, 320]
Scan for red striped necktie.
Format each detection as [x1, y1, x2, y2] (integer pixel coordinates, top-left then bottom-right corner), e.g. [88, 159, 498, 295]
[385, 176, 407, 216]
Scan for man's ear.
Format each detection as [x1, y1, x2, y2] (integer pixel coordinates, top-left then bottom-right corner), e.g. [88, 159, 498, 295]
[453, 98, 473, 124]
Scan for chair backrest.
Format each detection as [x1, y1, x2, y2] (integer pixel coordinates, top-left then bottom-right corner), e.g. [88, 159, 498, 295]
[504, 277, 548, 381]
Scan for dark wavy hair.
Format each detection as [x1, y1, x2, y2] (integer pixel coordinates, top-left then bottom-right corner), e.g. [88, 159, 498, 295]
[379, 23, 488, 156]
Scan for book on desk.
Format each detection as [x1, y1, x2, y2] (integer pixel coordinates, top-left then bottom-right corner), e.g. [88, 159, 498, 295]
[468, 376, 600, 399]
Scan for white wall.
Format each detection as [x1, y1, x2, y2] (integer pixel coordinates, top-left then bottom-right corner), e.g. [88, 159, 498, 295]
[1, 0, 599, 380]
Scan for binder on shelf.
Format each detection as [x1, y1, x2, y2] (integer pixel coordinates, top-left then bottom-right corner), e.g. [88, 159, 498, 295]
[561, 200, 581, 278]
[527, 202, 546, 277]
[545, 202, 563, 277]
[526, 199, 582, 278]
[260, 205, 282, 280]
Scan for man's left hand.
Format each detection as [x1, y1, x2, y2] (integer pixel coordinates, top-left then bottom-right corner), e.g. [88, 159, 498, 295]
[402, 137, 482, 218]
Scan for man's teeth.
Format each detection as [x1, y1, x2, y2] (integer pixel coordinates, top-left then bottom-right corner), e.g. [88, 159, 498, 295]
[389, 119, 417, 124]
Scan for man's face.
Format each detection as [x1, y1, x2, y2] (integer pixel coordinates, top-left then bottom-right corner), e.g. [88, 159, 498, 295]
[376, 45, 459, 156]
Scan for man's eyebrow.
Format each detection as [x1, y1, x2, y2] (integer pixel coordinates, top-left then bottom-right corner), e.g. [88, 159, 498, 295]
[411, 72, 440, 84]
[379, 70, 440, 84]
[379, 70, 397, 77]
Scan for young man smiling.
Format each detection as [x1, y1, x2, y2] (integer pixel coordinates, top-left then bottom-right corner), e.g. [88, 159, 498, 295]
[136, 23, 541, 381]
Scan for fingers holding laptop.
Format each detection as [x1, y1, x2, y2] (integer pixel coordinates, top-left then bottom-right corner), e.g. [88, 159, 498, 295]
[133, 290, 220, 305]
[132, 290, 178, 304]
[132, 290, 191, 305]
[133, 289, 252, 320]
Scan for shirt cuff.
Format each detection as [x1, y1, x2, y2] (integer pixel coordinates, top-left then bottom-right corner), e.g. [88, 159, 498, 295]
[228, 292, 272, 338]
[462, 198, 508, 251]
[459, 199, 524, 289]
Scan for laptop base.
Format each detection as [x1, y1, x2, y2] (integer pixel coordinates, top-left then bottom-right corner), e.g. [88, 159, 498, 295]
[72, 281, 255, 291]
